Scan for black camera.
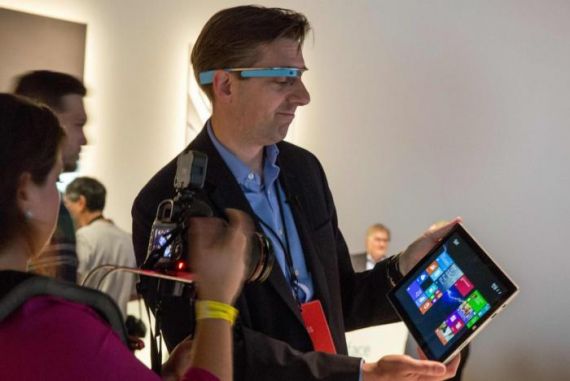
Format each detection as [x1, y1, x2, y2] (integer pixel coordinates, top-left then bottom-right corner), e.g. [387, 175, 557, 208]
[142, 148, 274, 283]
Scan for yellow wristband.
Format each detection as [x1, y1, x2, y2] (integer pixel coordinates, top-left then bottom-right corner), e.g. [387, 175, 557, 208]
[195, 300, 239, 325]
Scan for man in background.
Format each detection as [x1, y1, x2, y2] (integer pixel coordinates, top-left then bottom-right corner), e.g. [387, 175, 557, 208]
[351, 223, 392, 271]
[64, 176, 137, 318]
[14, 70, 88, 282]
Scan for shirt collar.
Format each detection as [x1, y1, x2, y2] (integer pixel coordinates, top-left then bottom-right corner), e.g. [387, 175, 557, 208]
[206, 120, 280, 190]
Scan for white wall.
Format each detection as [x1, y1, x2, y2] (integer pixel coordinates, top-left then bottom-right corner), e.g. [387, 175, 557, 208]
[1, 1, 568, 380]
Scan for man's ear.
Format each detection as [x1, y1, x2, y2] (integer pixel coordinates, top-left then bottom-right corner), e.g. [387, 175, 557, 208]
[77, 195, 87, 211]
[65, 194, 87, 213]
[211, 70, 233, 103]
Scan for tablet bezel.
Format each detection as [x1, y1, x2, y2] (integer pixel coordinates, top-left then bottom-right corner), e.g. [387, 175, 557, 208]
[387, 223, 519, 363]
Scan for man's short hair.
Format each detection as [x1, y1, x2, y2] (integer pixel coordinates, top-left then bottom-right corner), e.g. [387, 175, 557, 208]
[65, 177, 106, 212]
[13, 70, 86, 112]
[191, 5, 311, 100]
[366, 223, 391, 241]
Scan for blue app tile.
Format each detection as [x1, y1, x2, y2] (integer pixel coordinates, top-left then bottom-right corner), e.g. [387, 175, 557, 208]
[436, 264, 464, 290]
[425, 283, 439, 297]
[415, 293, 428, 307]
[407, 281, 424, 300]
[417, 271, 429, 285]
[430, 267, 444, 281]
[457, 301, 475, 323]
[436, 251, 454, 272]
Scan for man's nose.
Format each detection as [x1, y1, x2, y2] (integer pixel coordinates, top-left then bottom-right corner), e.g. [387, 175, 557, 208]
[290, 79, 310, 106]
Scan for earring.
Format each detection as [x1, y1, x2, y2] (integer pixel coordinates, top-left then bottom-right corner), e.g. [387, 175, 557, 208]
[24, 210, 33, 220]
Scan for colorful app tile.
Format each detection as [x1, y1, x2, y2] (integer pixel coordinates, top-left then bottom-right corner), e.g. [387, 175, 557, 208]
[446, 312, 465, 334]
[477, 303, 491, 318]
[436, 264, 464, 290]
[426, 261, 439, 275]
[450, 317, 465, 334]
[407, 281, 424, 300]
[457, 301, 475, 323]
[430, 267, 444, 281]
[446, 311, 464, 327]
[467, 290, 489, 313]
[415, 293, 428, 307]
[436, 322, 455, 345]
[436, 251, 454, 272]
[434, 289, 443, 301]
[416, 271, 429, 285]
[454, 275, 475, 297]
[425, 283, 439, 298]
[419, 299, 433, 315]
[466, 315, 480, 329]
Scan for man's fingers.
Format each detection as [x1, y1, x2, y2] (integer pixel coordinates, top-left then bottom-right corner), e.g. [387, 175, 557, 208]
[426, 217, 462, 241]
[444, 354, 461, 376]
[405, 357, 447, 377]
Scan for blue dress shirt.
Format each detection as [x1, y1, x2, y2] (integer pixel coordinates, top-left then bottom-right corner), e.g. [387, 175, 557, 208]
[207, 123, 314, 303]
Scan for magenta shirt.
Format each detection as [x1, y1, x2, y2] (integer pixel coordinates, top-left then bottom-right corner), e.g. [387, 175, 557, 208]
[0, 295, 218, 381]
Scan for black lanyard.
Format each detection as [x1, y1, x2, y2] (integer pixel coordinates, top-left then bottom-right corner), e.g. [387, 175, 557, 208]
[254, 181, 303, 306]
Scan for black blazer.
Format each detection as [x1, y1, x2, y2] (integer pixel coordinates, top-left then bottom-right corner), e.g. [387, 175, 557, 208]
[132, 127, 400, 381]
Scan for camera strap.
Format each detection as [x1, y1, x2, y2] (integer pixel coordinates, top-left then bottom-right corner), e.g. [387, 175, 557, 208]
[146, 296, 163, 374]
[254, 183, 304, 307]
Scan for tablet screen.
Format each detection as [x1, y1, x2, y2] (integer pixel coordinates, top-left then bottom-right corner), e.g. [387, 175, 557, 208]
[388, 224, 518, 362]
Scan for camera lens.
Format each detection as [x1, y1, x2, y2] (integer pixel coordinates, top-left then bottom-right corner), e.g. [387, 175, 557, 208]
[246, 233, 274, 282]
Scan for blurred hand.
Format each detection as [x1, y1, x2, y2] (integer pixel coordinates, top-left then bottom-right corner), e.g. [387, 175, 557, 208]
[126, 336, 145, 352]
[398, 217, 462, 276]
[161, 336, 193, 381]
[186, 208, 253, 304]
[362, 353, 460, 381]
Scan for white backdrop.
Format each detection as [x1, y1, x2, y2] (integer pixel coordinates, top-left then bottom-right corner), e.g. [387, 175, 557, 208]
[1, 1, 569, 380]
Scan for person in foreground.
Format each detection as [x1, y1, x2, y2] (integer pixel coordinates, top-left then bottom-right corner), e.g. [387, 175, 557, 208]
[133, 5, 460, 381]
[0, 93, 249, 380]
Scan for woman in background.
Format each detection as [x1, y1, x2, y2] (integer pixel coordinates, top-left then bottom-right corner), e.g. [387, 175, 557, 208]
[0, 93, 248, 381]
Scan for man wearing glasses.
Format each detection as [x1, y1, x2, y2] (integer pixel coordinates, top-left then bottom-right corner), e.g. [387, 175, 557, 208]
[133, 5, 460, 381]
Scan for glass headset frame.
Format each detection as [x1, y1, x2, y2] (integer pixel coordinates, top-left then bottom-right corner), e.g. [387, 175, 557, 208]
[199, 67, 306, 85]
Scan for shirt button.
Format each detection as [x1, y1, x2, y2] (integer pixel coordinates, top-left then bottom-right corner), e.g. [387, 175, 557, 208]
[247, 173, 254, 180]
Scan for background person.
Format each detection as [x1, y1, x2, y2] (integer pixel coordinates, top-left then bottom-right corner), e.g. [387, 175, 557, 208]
[351, 223, 392, 271]
[0, 93, 249, 381]
[13, 70, 88, 283]
[64, 176, 137, 319]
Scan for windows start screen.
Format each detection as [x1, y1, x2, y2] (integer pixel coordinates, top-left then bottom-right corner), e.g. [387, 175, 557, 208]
[406, 245, 491, 346]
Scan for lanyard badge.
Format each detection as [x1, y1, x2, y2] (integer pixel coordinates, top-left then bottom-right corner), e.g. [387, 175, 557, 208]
[301, 300, 337, 354]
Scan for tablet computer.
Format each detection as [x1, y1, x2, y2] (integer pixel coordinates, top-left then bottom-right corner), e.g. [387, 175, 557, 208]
[387, 223, 519, 363]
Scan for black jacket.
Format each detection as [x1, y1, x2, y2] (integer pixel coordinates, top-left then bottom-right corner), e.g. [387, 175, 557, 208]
[131, 127, 399, 381]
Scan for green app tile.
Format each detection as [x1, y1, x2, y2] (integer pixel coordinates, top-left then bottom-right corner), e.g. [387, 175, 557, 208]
[467, 290, 488, 313]
[466, 315, 480, 328]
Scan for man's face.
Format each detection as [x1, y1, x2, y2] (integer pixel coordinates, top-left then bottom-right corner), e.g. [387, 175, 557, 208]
[228, 38, 311, 147]
[366, 230, 390, 263]
[56, 94, 87, 172]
